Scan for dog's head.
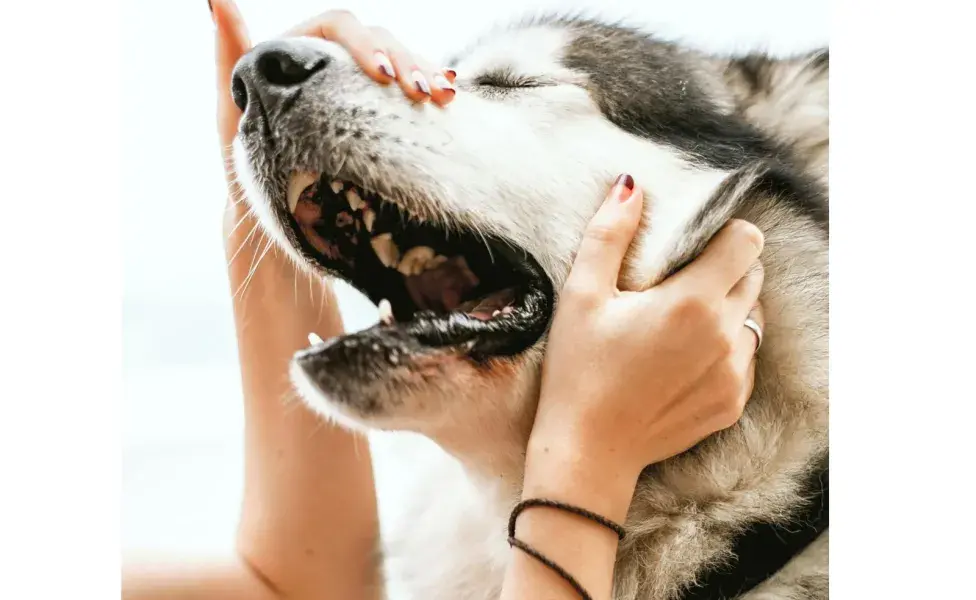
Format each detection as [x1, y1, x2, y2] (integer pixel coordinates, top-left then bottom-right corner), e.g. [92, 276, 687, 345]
[231, 16, 745, 443]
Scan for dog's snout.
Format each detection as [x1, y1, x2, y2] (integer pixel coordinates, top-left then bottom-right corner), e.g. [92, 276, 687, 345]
[231, 40, 330, 113]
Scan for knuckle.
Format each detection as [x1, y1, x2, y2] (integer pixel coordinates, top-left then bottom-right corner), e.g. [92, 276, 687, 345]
[369, 25, 392, 39]
[716, 408, 743, 431]
[670, 295, 718, 328]
[711, 370, 747, 427]
[714, 331, 735, 358]
[318, 9, 356, 35]
[583, 223, 624, 247]
[323, 8, 356, 22]
[727, 219, 765, 255]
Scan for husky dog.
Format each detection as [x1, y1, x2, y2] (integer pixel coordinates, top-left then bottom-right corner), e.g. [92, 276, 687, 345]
[230, 14, 828, 600]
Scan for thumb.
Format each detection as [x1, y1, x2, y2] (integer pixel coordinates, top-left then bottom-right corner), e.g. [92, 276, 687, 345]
[564, 174, 645, 297]
[212, 0, 251, 154]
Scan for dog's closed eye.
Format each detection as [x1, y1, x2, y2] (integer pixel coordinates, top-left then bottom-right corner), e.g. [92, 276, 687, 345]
[473, 69, 551, 90]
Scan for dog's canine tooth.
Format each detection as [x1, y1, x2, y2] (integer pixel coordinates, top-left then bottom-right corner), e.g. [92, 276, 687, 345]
[346, 188, 364, 211]
[363, 208, 377, 232]
[330, 180, 344, 194]
[398, 246, 436, 276]
[308, 332, 324, 346]
[287, 172, 319, 214]
[378, 299, 394, 325]
[491, 310, 501, 318]
[371, 233, 400, 268]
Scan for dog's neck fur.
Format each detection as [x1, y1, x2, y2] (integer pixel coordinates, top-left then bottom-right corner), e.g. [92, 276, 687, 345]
[434, 405, 534, 505]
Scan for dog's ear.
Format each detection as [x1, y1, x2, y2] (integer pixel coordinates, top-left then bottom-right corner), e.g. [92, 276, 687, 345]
[560, 21, 779, 172]
[721, 49, 829, 179]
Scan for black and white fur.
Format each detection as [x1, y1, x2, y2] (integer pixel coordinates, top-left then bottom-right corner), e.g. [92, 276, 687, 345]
[232, 15, 828, 600]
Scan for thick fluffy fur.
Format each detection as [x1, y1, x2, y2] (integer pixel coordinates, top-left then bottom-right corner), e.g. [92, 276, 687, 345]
[232, 15, 828, 600]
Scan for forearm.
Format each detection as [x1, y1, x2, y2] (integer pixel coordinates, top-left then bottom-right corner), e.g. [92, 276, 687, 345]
[500, 441, 638, 600]
[232, 272, 381, 599]
[122, 554, 277, 600]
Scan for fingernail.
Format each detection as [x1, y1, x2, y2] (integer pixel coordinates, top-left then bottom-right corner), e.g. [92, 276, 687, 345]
[433, 74, 455, 93]
[374, 52, 395, 79]
[412, 70, 431, 97]
[445, 69, 457, 82]
[610, 174, 635, 202]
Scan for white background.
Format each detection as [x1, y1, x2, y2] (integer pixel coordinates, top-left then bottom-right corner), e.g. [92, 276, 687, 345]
[15, 1, 976, 599]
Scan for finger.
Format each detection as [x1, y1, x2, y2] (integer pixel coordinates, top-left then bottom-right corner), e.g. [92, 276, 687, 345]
[375, 30, 435, 104]
[427, 63, 457, 106]
[212, 0, 251, 152]
[286, 11, 396, 85]
[730, 326, 760, 411]
[724, 261, 764, 327]
[741, 302, 765, 355]
[563, 174, 644, 298]
[669, 219, 764, 297]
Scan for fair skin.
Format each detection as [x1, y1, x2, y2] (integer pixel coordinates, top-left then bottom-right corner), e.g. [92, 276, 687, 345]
[122, 3, 764, 599]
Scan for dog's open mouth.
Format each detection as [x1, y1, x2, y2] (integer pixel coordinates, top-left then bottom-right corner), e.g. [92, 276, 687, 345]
[283, 172, 554, 360]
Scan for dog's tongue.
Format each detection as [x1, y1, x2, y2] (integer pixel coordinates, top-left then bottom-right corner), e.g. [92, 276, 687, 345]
[457, 288, 517, 320]
[404, 256, 480, 313]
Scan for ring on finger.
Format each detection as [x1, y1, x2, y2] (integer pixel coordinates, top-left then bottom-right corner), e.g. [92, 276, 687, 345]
[743, 317, 763, 353]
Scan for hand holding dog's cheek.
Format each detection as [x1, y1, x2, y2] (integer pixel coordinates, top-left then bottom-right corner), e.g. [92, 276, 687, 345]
[526, 176, 765, 521]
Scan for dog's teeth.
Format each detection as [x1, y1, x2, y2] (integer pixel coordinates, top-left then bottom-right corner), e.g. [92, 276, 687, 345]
[346, 188, 364, 211]
[330, 180, 344, 194]
[371, 233, 400, 268]
[308, 332, 324, 345]
[378, 299, 394, 325]
[491, 310, 501, 318]
[287, 172, 319, 214]
[363, 208, 377, 232]
[397, 246, 436, 276]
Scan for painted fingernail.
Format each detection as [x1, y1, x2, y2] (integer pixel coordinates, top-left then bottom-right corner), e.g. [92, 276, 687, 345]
[433, 74, 455, 93]
[374, 52, 395, 79]
[412, 70, 431, 97]
[445, 69, 457, 82]
[611, 173, 635, 202]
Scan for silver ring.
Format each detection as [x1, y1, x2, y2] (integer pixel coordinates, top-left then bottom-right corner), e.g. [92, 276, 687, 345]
[743, 317, 763, 352]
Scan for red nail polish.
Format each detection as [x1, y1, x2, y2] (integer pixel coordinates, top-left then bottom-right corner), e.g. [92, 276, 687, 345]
[608, 174, 635, 203]
[445, 69, 457, 81]
[614, 173, 634, 191]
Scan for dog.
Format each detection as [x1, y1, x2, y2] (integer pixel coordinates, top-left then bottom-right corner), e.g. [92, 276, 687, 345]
[230, 14, 828, 600]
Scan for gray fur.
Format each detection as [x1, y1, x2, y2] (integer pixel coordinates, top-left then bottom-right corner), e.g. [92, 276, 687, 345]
[232, 15, 828, 600]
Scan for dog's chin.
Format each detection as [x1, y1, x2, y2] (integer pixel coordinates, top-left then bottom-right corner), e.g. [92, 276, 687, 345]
[289, 328, 544, 436]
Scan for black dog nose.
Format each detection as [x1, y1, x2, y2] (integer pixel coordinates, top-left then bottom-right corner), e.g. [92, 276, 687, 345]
[231, 40, 330, 112]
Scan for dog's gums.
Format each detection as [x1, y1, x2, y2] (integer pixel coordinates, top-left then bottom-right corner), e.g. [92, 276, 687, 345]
[283, 172, 554, 361]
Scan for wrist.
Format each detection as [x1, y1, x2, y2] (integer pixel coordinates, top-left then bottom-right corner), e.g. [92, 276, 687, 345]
[523, 436, 639, 525]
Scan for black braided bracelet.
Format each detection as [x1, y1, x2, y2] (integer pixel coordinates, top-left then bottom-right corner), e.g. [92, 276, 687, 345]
[506, 499, 627, 600]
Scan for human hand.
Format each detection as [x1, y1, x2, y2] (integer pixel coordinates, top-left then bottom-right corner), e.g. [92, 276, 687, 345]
[525, 175, 765, 521]
[212, 1, 454, 333]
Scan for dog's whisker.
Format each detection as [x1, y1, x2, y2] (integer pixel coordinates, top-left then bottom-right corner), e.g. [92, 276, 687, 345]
[226, 221, 262, 267]
[234, 233, 274, 301]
